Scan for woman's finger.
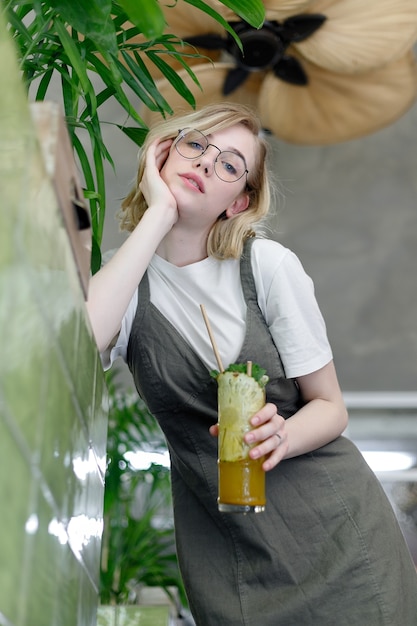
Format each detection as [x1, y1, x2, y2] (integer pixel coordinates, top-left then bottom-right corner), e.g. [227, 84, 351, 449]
[245, 406, 288, 470]
[153, 138, 173, 170]
[209, 423, 219, 438]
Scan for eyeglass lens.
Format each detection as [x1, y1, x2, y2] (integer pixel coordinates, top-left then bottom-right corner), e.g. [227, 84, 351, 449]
[175, 129, 247, 182]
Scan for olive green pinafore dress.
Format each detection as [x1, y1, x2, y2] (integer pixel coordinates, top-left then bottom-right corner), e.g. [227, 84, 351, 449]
[127, 238, 417, 625]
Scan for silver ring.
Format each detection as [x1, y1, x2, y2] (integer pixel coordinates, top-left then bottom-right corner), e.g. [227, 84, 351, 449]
[275, 433, 282, 441]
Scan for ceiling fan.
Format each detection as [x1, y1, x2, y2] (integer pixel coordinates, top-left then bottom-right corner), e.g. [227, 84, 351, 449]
[186, 14, 327, 93]
[141, 0, 417, 145]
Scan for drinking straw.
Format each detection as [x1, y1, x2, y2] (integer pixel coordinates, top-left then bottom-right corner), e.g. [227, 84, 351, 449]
[200, 304, 224, 372]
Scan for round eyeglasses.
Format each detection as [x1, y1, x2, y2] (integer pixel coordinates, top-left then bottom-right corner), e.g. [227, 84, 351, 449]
[174, 128, 249, 183]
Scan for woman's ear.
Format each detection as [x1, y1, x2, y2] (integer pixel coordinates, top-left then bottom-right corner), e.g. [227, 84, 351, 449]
[225, 192, 250, 219]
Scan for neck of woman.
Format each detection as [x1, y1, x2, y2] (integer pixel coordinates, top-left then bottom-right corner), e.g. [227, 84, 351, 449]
[156, 224, 210, 267]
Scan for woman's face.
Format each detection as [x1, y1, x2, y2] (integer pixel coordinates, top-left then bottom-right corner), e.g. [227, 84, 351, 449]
[160, 124, 257, 226]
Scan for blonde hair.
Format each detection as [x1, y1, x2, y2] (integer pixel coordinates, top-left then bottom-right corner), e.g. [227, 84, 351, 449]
[118, 103, 271, 259]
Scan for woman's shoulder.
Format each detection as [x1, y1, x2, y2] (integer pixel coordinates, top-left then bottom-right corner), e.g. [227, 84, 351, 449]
[250, 237, 302, 274]
[249, 237, 312, 301]
[251, 237, 288, 258]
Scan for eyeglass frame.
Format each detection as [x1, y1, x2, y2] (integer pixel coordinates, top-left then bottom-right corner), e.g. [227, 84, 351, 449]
[174, 128, 249, 184]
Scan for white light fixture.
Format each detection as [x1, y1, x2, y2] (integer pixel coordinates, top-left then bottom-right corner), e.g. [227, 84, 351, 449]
[362, 451, 416, 473]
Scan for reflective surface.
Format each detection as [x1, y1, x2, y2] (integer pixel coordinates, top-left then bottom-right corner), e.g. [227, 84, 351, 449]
[97, 605, 170, 626]
[0, 13, 108, 626]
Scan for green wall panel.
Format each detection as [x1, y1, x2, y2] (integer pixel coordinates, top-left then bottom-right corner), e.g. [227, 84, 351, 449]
[0, 10, 108, 626]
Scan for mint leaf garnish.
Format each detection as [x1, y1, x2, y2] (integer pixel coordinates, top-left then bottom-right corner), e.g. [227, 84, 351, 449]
[210, 363, 269, 388]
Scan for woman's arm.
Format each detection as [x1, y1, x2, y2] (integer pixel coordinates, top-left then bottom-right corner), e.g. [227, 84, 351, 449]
[86, 139, 177, 352]
[244, 360, 348, 471]
[283, 360, 348, 458]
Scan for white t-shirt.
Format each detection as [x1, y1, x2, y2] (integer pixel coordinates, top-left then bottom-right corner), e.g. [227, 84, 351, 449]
[104, 238, 332, 378]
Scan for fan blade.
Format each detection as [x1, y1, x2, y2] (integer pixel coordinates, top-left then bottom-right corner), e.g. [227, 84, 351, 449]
[186, 34, 228, 50]
[139, 62, 263, 128]
[259, 51, 417, 145]
[223, 67, 251, 94]
[296, 0, 417, 74]
[263, 0, 314, 22]
[273, 56, 308, 85]
[161, 0, 226, 38]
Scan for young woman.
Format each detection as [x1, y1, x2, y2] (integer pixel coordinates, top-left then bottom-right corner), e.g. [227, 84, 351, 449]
[87, 103, 417, 625]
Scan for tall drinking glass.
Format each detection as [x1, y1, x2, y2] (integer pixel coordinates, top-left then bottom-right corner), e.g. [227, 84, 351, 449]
[217, 370, 266, 513]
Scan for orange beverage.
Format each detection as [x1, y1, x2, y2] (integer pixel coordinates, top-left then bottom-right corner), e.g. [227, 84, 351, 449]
[218, 458, 265, 508]
[217, 369, 267, 513]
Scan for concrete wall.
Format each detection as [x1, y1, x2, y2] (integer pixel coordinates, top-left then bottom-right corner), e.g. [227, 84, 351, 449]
[0, 14, 108, 626]
[269, 104, 417, 392]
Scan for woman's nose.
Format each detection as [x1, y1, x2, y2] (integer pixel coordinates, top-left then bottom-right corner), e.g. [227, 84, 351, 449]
[194, 145, 218, 174]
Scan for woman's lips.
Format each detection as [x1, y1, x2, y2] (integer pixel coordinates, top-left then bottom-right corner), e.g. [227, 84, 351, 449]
[180, 173, 204, 193]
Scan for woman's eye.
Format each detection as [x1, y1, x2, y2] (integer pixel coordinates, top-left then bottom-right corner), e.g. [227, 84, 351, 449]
[188, 141, 204, 151]
[222, 160, 237, 175]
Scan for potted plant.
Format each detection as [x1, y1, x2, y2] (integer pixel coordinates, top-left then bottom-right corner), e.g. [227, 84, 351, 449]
[5, 0, 264, 272]
[98, 371, 190, 624]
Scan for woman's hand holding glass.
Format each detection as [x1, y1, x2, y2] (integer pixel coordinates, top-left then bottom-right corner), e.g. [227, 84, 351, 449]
[210, 402, 287, 472]
[246, 403, 288, 471]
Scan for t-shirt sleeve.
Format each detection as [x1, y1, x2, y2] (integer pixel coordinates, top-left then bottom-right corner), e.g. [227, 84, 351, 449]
[251, 239, 333, 379]
[100, 289, 138, 371]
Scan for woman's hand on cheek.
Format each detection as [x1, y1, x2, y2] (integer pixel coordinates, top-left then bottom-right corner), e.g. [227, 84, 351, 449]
[245, 403, 288, 471]
[139, 139, 178, 227]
